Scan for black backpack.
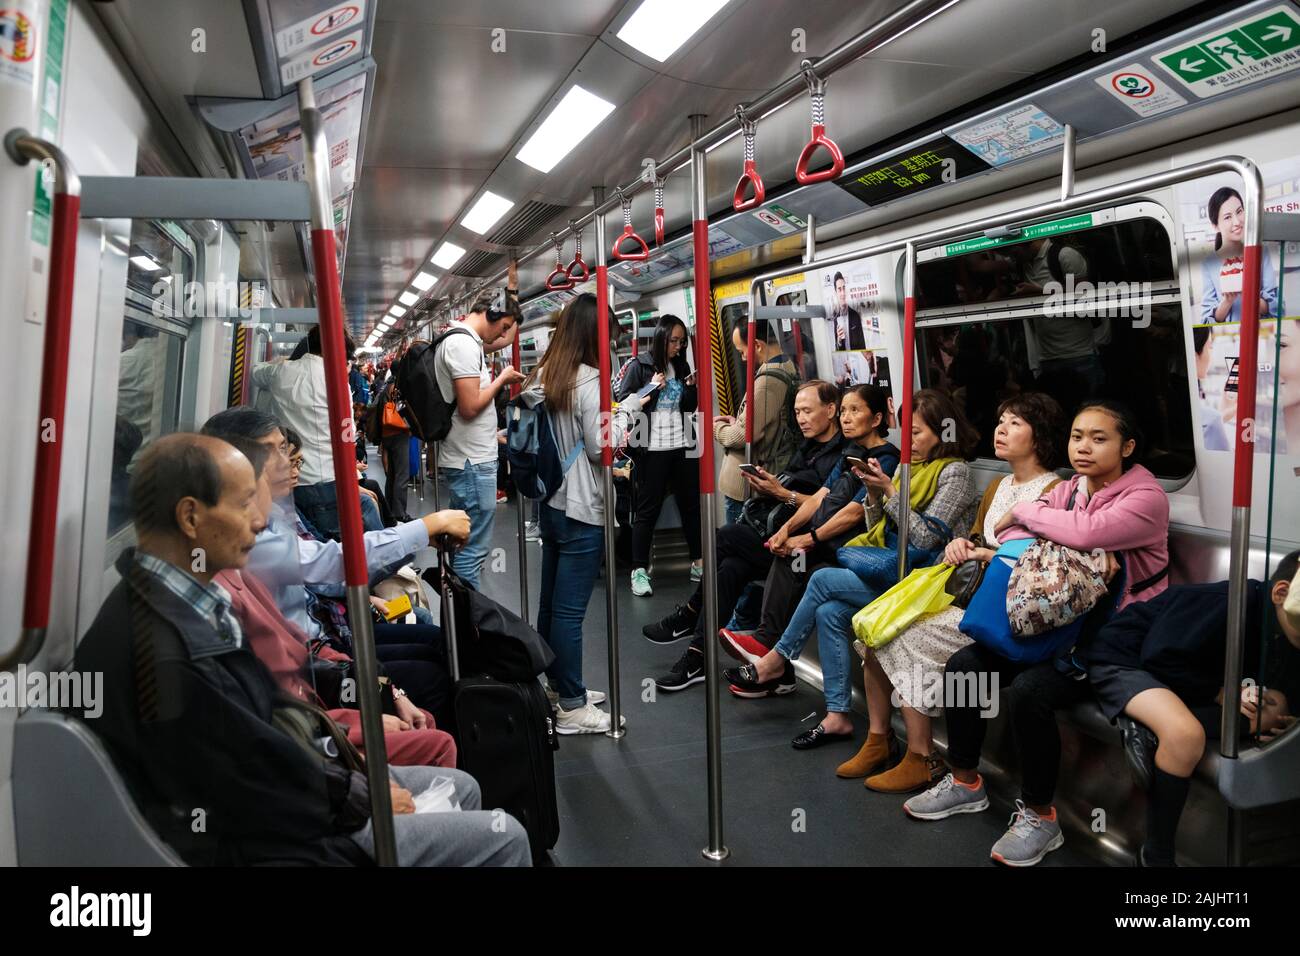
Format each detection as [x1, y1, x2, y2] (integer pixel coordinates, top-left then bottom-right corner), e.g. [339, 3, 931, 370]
[393, 327, 479, 442]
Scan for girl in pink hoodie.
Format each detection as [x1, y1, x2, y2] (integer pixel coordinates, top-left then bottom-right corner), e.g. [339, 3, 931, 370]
[902, 400, 1170, 867]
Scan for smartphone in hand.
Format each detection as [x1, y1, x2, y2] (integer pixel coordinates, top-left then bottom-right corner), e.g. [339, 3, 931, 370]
[738, 463, 764, 477]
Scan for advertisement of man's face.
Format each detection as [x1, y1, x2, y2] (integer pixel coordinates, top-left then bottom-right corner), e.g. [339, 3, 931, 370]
[835, 277, 848, 313]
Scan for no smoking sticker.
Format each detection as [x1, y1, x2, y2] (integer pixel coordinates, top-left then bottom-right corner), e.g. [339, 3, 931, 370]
[1095, 63, 1187, 117]
[279, 29, 362, 84]
[275, 0, 365, 57]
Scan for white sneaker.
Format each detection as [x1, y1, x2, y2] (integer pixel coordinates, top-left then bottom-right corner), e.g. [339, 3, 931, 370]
[631, 567, 653, 596]
[545, 686, 607, 707]
[555, 701, 626, 735]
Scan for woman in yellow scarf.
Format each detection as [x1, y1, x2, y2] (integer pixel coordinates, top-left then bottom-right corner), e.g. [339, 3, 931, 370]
[725, 391, 979, 751]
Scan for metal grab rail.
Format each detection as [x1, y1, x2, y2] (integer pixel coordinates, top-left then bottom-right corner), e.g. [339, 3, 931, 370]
[2, 130, 81, 673]
[745, 150, 1265, 776]
[594, 186, 624, 740]
[439, 0, 960, 318]
[692, 113, 727, 862]
[298, 77, 398, 867]
[511, 317, 530, 626]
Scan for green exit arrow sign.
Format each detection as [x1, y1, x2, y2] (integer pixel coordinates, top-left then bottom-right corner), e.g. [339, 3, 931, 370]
[1156, 4, 1300, 98]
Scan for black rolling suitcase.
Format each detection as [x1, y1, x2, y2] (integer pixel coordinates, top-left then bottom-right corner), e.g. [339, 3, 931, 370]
[430, 556, 560, 864]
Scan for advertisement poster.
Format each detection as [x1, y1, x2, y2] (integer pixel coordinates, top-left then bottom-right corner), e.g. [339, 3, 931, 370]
[821, 265, 890, 396]
[1177, 156, 1299, 537]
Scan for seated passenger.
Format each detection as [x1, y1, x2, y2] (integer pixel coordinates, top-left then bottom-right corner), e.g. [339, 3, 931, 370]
[845, 394, 1064, 791]
[714, 319, 799, 525]
[724, 389, 972, 704]
[74, 433, 529, 866]
[1083, 549, 1300, 866]
[202, 407, 465, 719]
[907, 400, 1169, 867]
[646, 380, 848, 693]
[286, 424, 393, 531]
[215, 434, 458, 770]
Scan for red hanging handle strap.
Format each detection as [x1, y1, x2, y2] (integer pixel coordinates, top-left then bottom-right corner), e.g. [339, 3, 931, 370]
[611, 189, 651, 262]
[565, 220, 590, 283]
[654, 176, 667, 248]
[546, 232, 575, 291]
[795, 60, 844, 185]
[732, 105, 765, 211]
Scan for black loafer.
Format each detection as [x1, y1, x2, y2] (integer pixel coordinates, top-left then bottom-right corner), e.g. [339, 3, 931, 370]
[792, 724, 854, 750]
[1116, 716, 1158, 790]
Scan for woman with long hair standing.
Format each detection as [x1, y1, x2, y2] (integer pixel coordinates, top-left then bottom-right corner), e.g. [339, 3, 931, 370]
[615, 314, 701, 596]
[519, 293, 645, 734]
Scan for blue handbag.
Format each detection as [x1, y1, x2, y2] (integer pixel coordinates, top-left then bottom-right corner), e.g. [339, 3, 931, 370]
[959, 538, 1124, 665]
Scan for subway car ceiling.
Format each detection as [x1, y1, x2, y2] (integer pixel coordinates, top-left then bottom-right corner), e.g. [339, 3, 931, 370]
[86, 0, 1296, 340]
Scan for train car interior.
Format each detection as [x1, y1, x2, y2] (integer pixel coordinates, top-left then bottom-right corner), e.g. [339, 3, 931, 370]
[2, 0, 1299, 875]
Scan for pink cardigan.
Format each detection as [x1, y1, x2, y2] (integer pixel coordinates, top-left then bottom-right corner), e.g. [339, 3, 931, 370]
[1000, 464, 1170, 611]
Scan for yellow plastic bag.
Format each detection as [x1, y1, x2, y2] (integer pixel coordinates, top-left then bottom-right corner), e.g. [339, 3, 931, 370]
[851, 564, 956, 650]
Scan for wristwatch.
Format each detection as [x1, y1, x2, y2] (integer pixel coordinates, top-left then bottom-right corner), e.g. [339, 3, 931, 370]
[786, 491, 797, 507]
[810, 527, 821, 546]
[392, 686, 408, 700]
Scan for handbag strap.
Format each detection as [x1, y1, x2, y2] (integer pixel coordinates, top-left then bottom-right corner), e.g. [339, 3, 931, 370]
[1129, 563, 1169, 595]
[916, 513, 954, 546]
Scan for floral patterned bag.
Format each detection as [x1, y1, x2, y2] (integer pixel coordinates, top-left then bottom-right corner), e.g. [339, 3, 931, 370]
[1006, 539, 1108, 637]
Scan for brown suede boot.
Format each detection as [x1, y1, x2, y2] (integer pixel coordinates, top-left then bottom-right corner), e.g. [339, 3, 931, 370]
[836, 731, 896, 779]
[865, 749, 946, 793]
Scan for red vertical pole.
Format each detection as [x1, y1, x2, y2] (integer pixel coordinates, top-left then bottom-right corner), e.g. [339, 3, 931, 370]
[1231, 244, 1262, 507]
[19, 161, 79, 646]
[693, 224, 715, 492]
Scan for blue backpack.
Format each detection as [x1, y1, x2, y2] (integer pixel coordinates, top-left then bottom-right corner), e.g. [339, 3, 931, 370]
[506, 398, 585, 503]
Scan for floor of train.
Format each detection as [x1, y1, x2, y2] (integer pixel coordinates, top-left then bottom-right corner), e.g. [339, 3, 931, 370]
[388, 464, 1097, 867]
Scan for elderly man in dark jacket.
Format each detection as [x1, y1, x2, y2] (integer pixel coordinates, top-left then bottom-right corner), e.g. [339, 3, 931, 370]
[75, 432, 530, 866]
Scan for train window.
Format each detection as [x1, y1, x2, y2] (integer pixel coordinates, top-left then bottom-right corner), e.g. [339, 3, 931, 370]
[106, 220, 199, 547]
[916, 303, 1195, 481]
[915, 216, 1177, 313]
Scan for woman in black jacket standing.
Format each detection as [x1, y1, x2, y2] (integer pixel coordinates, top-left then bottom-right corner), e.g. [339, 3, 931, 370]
[615, 314, 700, 596]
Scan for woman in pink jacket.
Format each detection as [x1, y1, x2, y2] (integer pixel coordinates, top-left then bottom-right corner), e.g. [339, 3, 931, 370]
[901, 399, 1169, 867]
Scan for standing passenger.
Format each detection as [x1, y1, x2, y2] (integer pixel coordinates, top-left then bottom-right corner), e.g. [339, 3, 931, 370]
[252, 326, 382, 538]
[434, 296, 525, 589]
[519, 293, 646, 733]
[615, 314, 701, 596]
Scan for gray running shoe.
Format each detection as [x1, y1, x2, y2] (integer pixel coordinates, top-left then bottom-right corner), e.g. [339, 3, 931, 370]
[990, 800, 1064, 866]
[903, 773, 990, 820]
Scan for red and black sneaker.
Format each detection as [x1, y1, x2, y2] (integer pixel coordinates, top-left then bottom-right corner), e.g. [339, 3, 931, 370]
[719, 628, 768, 665]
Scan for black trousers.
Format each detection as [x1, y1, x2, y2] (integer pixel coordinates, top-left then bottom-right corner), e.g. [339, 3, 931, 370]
[631, 448, 701, 568]
[381, 432, 410, 520]
[753, 550, 834, 649]
[374, 623, 454, 729]
[943, 643, 1092, 807]
[688, 522, 775, 653]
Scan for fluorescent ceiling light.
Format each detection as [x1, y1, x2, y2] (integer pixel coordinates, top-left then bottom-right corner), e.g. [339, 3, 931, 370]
[461, 190, 515, 235]
[389, 305, 407, 317]
[430, 241, 466, 270]
[616, 0, 733, 62]
[515, 86, 616, 173]
[130, 254, 162, 272]
[411, 271, 437, 291]
[398, 291, 418, 306]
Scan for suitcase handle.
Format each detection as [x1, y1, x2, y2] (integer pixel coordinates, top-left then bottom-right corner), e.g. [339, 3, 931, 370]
[435, 535, 462, 682]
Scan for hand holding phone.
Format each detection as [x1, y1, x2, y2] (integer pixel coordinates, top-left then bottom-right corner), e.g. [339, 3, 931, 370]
[684, 369, 697, 386]
[738, 463, 763, 477]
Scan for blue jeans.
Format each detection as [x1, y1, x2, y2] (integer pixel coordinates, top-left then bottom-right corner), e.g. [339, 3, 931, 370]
[537, 505, 604, 710]
[725, 497, 744, 525]
[439, 460, 498, 590]
[295, 480, 384, 540]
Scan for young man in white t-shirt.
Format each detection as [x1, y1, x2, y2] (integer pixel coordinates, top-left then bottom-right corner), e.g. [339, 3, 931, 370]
[434, 297, 524, 588]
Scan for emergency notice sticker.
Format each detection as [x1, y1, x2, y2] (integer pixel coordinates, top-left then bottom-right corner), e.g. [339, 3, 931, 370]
[1095, 64, 1188, 117]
